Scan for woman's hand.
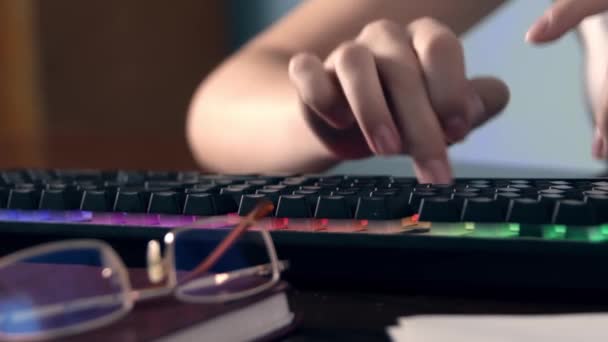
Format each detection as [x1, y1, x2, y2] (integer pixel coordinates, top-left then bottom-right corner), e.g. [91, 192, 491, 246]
[527, 0, 608, 160]
[288, 18, 509, 184]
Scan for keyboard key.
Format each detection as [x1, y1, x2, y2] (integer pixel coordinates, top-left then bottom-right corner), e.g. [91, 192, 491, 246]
[183, 193, 216, 216]
[113, 191, 147, 213]
[314, 196, 352, 219]
[418, 197, 461, 222]
[552, 199, 596, 225]
[461, 197, 506, 222]
[238, 194, 275, 216]
[80, 190, 113, 212]
[276, 195, 311, 218]
[495, 192, 521, 205]
[409, 191, 437, 211]
[587, 194, 608, 223]
[7, 189, 40, 210]
[255, 189, 281, 203]
[354, 196, 390, 220]
[39, 189, 81, 210]
[506, 198, 548, 224]
[147, 191, 182, 214]
[0, 187, 8, 208]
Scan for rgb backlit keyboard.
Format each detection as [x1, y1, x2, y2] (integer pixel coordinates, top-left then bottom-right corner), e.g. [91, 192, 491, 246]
[1, 169, 607, 224]
[2, 169, 608, 294]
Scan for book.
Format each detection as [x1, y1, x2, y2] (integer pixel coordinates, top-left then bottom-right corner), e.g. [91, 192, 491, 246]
[61, 282, 294, 342]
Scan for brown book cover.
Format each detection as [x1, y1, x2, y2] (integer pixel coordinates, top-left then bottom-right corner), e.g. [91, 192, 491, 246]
[58, 282, 294, 342]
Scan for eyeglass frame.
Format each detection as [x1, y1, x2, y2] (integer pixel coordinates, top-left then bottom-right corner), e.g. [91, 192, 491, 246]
[0, 201, 287, 342]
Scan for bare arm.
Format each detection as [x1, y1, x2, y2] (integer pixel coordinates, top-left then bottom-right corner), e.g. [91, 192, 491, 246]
[187, 0, 507, 175]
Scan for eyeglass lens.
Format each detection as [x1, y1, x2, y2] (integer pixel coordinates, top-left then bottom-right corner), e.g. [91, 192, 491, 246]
[0, 246, 130, 339]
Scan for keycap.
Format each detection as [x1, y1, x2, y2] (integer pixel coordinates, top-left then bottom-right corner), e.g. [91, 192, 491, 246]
[238, 194, 274, 216]
[452, 192, 479, 211]
[584, 190, 608, 197]
[213, 194, 239, 214]
[418, 197, 461, 222]
[552, 199, 596, 225]
[183, 193, 216, 216]
[113, 191, 147, 213]
[7, 189, 40, 210]
[506, 198, 548, 224]
[496, 187, 520, 193]
[354, 196, 390, 220]
[255, 189, 281, 203]
[275, 195, 311, 218]
[409, 191, 437, 211]
[370, 191, 414, 218]
[263, 184, 293, 194]
[314, 196, 352, 219]
[551, 185, 574, 191]
[461, 197, 506, 222]
[495, 192, 521, 205]
[587, 194, 608, 223]
[549, 180, 571, 186]
[39, 189, 82, 210]
[221, 185, 256, 201]
[147, 191, 182, 214]
[80, 190, 113, 212]
[0, 187, 9, 208]
[539, 189, 565, 196]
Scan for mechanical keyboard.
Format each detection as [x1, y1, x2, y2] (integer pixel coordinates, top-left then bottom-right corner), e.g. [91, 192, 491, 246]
[1, 169, 608, 295]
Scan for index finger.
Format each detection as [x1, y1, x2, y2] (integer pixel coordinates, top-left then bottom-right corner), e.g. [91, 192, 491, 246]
[357, 20, 452, 184]
[526, 0, 608, 43]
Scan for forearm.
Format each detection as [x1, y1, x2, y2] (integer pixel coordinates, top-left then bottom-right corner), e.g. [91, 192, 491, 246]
[187, 48, 336, 174]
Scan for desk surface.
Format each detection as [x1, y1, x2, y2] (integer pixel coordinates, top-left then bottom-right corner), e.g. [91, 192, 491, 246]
[285, 288, 608, 341]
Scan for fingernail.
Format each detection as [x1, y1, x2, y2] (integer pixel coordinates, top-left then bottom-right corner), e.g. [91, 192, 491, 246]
[526, 16, 550, 43]
[415, 159, 453, 184]
[373, 125, 401, 155]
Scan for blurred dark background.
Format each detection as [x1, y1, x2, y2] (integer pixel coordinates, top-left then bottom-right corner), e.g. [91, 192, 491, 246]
[0, 0, 296, 170]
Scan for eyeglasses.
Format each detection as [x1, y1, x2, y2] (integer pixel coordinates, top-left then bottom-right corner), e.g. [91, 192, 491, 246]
[0, 200, 287, 341]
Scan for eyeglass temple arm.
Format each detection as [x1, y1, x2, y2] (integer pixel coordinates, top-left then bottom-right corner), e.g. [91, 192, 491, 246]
[180, 200, 274, 284]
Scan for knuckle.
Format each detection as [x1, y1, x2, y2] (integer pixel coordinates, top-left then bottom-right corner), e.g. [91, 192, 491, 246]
[420, 29, 461, 59]
[410, 16, 441, 30]
[359, 19, 406, 44]
[333, 42, 370, 72]
[361, 19, 400, 37]
[289, 53, 318, 77]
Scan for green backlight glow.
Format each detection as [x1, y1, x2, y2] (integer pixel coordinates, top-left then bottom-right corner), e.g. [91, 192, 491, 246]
[464, 222, 475, 230]
[554, 225, 566, 234]
[508, 223, 520, 233]
[601, 225, 608, 235]
[542, 225, 567, 240]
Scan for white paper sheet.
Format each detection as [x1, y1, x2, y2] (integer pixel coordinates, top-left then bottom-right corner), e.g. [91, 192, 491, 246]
[388, 313, 608, 342]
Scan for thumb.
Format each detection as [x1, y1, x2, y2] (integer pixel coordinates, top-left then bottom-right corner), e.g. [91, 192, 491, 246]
[467, 77, 510, 129]
[526, 0, 608, 44]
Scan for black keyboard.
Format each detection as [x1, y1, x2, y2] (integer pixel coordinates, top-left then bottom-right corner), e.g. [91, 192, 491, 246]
[2, 169, 608, 295]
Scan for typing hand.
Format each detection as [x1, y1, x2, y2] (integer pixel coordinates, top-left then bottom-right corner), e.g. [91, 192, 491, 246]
[288, 18, 509, 184]
[526, 0, 608, 160]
